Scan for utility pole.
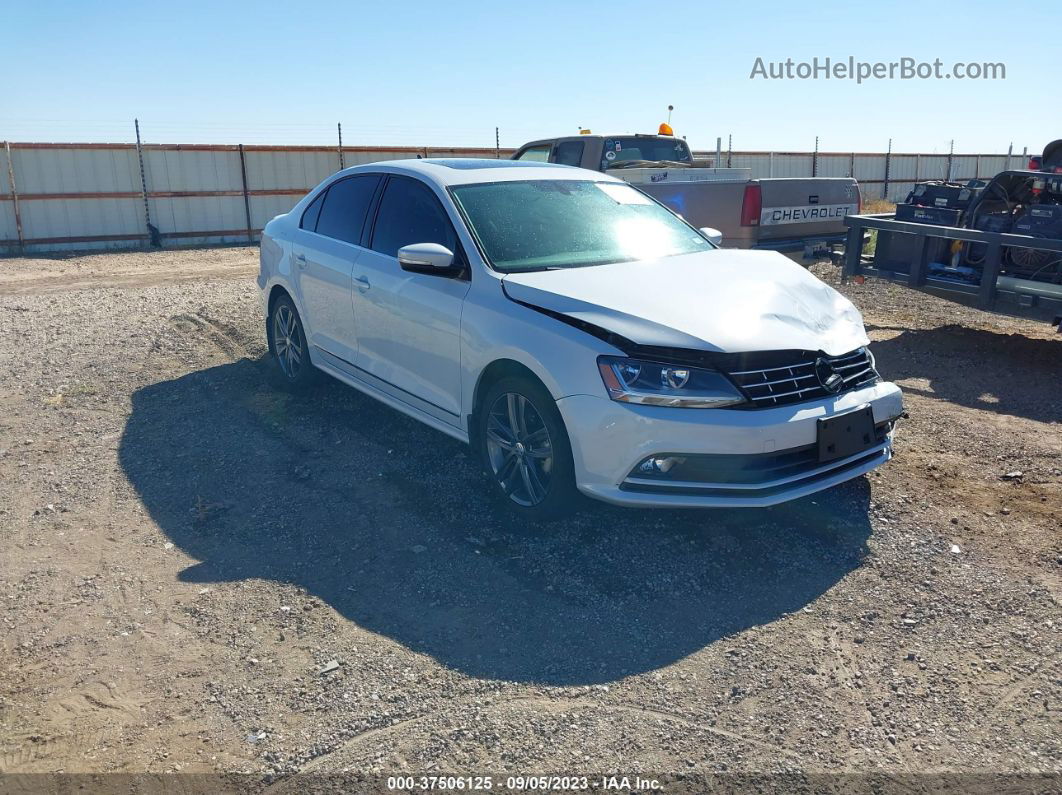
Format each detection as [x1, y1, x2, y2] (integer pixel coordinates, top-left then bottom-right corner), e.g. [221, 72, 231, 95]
[495, 127, 500, 159]
[337, 123, 345, 170]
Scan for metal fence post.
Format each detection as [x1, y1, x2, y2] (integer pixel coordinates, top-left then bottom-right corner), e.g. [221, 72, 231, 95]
[882, 138, 892, 200]
[134, 119, 157, 247]
[337, 123, 345, 170]
[4, 141, 25, 253]
[495, 127, 500, 159]
[238, 144, 254, 244]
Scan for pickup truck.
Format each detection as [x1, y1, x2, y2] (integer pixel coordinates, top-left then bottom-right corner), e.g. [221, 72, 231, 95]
[513, 133, 861, 263]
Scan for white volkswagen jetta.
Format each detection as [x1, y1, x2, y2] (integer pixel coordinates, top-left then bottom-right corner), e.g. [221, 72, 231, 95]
[259, 158, 903, 518]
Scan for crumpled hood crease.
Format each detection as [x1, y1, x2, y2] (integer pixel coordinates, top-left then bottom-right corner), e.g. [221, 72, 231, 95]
[502, 249, 869, 356]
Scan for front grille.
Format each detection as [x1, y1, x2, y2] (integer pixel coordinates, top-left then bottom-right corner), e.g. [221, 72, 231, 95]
[726, 348, 878, 408]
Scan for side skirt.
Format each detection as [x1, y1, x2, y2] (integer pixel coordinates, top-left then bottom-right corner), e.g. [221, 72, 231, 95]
[311, 347, 469, 445]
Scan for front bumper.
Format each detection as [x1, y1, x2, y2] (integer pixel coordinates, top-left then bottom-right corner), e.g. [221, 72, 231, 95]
[556, 381, 903, 508]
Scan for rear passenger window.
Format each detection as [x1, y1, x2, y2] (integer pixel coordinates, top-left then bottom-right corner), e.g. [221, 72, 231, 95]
[300, 190, 325, 231]
[515, 145, 551, 162]
[552, 141, 584, 167]
[315, 175, 380, 244]
[370, 178, 458, 258]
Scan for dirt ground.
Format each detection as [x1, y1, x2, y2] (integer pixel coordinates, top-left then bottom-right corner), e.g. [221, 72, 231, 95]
[0, 246, 1059, 791]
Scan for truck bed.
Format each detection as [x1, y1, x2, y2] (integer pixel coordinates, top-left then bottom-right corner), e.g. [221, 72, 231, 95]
[634, 176, 860, 258]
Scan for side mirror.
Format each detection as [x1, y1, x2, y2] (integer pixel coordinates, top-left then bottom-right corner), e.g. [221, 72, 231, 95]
[397, 243, 456, 273]
[700, 227, 723, 246]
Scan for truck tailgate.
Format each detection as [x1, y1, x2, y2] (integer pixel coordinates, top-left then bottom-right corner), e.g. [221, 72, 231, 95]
[638, 179, 748, 235]
[755, 178, 859, 241]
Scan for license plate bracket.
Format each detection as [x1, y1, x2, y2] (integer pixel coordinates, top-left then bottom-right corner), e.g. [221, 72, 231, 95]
[817, 404, 876, 463]
[804, 240, 831, 261]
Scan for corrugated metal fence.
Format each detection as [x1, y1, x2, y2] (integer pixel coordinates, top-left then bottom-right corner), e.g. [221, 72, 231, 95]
[719, 151, 1018, 203]
[0, 142, 1026, 255]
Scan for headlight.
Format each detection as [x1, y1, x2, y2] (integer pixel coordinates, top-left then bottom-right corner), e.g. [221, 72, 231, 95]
[597, 356, 746, 408]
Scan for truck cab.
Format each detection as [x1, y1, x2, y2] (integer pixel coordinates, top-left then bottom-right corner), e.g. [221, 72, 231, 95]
[514, 134, 695, 170]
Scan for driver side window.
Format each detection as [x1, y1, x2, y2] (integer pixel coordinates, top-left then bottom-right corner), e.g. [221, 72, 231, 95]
[370, 177, 459, 259]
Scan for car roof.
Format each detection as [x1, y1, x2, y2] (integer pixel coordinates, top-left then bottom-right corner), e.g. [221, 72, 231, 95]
[331, 158, 620, 187]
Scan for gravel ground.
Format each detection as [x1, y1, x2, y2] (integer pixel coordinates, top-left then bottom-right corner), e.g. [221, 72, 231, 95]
[0, 246, 1058, 792]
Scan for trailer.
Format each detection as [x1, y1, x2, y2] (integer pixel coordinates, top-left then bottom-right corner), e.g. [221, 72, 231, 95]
[842, 213, 1062, 330]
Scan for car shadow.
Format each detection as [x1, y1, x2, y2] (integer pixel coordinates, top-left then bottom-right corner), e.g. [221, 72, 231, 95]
[119, 357, 872, 686]
[868, 323, 1061, 423]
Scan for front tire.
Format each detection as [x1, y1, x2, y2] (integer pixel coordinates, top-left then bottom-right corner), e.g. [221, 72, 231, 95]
[475, 375, 580, 521]
[267, 294, 317, 389]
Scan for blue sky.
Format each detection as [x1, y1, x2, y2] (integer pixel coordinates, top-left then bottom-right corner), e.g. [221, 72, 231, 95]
[3, 0, 1056, 154]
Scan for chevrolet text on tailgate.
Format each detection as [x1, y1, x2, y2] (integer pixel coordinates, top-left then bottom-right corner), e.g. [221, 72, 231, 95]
[513, 131, 861, 263]
[763, 203, 855, 225]
[259, 158, 902, 520]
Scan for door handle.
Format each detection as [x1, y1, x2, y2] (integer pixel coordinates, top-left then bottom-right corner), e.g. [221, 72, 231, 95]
[294, 253, 307, 268]
[353, 275, 371, 291]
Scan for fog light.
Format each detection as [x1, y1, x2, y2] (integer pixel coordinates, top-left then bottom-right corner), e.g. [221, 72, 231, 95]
[637, 456, 685, 475]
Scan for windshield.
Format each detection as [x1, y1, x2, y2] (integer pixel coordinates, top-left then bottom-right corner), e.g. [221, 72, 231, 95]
[450, 179, 714, 272]
[601, 136, 692, 170]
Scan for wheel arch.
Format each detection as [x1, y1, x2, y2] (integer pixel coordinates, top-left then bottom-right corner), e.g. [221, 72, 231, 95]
[267, 283, 293, 315]
[468, 358, 555, 447]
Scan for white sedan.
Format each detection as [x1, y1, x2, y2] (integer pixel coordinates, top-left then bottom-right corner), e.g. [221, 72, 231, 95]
[258, 159, 903, 519]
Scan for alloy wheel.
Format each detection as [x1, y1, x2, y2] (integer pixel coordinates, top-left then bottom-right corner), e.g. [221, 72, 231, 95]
[272, 304, 303, 378]
[485, 392, 554, 507]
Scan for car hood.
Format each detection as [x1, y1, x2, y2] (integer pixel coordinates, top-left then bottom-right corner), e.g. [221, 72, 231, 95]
[501, 249, 869, 355]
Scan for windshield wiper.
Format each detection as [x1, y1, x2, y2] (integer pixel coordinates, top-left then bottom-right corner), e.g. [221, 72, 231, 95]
[506, 260, 623, 273]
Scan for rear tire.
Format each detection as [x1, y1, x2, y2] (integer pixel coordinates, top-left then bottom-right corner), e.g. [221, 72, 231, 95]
[475, 374, 580, 522]
[267, 294, 318, 389]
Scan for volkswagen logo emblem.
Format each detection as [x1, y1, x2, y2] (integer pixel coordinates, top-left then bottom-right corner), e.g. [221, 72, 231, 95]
[814, 358, 845, 394]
